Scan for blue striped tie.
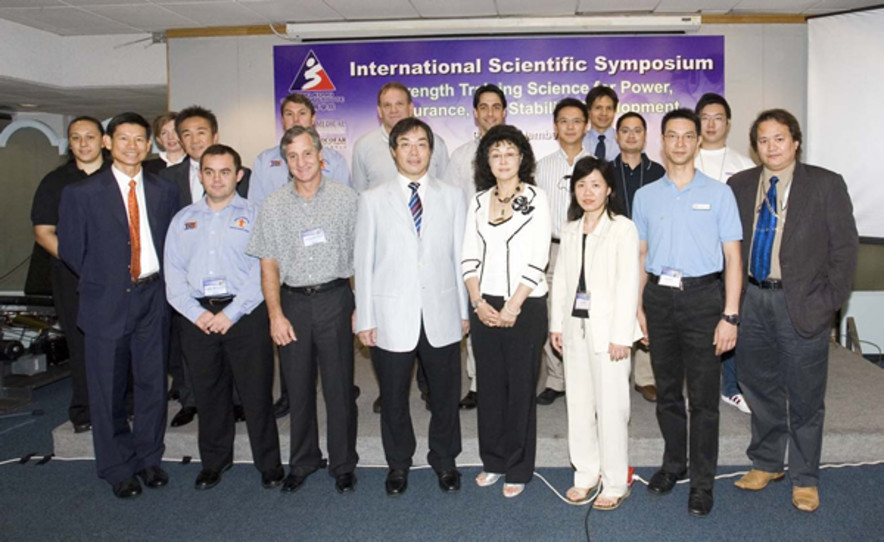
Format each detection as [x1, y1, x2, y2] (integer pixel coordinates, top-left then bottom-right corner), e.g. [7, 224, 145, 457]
[408, 182, 422, 236]
[750, 176, 779, 280]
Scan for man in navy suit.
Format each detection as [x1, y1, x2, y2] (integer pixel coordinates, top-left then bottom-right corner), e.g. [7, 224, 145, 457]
[59, 112, 180, 499]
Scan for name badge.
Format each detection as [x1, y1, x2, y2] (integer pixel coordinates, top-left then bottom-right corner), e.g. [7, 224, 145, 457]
[574, 292, 591, 312]
[692, 203, 711, 211]
[658, 266, 683, 289]
[203, 276, 229, 297]
[300, 228, 327, 247]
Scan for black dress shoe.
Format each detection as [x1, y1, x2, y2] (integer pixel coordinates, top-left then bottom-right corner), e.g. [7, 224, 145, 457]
[373, 397, 382, 414]
[688, 488, 714, 517]
[647, 469, 684, 495]
[195, 464, 232, 490]
[170, 406, 197, 427]
[335, 472, 357, 494]
[438, 469, 461, 492]
[273, 397, 290, 419]
[233, 405, 246, 423]
[261, 466, 285, 489]
[137, 466, 169, 488]
[459, 391, 477, 410]
[385, 469, 408, 496]
[72, 422, 92, 434]
[536, 388, 565, 405]
[281, 472, 309, 493]
[112, 477, 142, 499]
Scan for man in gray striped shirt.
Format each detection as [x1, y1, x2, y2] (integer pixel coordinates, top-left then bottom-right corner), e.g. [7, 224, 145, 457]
[535, 97, 591, 405]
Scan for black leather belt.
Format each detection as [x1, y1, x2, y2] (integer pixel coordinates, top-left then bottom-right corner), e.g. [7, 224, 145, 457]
[133, 273, 160, 287]
[550, 238, 561, 245]
[198, 296, 235, 309]
[748, 276, 783, 290]
[283, 278, 348, 296]
[648, 272, 721, 289]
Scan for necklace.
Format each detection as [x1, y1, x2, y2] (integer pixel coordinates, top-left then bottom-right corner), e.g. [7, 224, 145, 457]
[493, 183, 521, 220]
[494, 184, 520, 204]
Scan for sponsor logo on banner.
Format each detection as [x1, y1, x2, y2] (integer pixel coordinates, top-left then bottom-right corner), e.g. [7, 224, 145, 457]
[289, 50, 336, 92]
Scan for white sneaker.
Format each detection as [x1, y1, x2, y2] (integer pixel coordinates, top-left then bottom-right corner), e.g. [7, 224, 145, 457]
[722, 393, 751, 414]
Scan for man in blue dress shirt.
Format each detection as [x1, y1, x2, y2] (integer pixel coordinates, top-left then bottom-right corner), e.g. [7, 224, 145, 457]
[633, 108, 742, 517]
[583, 86, 620, 162]
[164, 144, 283, 491]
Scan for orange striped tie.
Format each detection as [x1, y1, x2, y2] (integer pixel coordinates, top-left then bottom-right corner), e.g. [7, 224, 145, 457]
[128, 180, 141, 281]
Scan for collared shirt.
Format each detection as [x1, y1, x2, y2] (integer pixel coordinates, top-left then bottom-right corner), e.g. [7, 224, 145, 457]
[612, 153, 666, 219]
[164, 193, 263, 324]
[694, 146, 756, 183]
[633, 169, 742, 277]
[444, 138, 479, 203]
[110, 165, 160, 278]
[536, 145, 589, 239]
[248, 144, 351, 208]
[351, 126, 450, 194]
[398, 172, 428, 202]
[583, 126, 620, 162]
[246, 177, 357, 287]
[188, 158, 203, 204]
[750, 162, 796, 281]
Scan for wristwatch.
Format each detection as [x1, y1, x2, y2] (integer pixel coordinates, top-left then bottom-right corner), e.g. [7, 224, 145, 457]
[471, 298, 484, 310]
[721, 313, 741, 326]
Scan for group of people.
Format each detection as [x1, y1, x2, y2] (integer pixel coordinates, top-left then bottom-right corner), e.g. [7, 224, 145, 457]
[31, 80, 857, 519]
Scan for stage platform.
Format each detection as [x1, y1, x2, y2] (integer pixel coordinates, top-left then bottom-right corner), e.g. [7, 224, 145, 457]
[52, 342, 884, 468]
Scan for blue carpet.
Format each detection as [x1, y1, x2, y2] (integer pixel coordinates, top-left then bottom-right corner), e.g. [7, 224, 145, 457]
[2, 381, 883, 541]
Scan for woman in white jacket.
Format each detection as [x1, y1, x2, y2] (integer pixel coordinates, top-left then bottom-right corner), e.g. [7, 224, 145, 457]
[549, 156, 642, 509]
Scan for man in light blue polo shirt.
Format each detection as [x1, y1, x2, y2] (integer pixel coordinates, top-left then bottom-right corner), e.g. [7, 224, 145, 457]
[249, 93, 351, 208]
[632, 108, 742, 518]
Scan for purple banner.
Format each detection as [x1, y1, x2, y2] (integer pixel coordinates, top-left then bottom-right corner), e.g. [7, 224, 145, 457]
[274, 35, 723, 161]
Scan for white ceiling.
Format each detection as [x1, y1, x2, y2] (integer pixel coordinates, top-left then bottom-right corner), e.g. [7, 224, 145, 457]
[0, 0, 878, 118]
[0, 0, 878, 36]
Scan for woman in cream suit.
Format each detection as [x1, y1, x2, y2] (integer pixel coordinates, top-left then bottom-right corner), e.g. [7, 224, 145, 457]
[549, 156, 642, 509]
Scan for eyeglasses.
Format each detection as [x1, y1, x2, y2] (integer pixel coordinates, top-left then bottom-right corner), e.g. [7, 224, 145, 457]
[664, 132, 697, 143]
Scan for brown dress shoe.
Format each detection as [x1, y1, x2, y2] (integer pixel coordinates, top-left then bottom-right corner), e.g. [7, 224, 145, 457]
[734, 469, 785, 491]
[634, 384, 657, 402]
[792, 486, 820, 512]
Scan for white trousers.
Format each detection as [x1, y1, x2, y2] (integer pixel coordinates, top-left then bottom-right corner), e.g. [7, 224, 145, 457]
[562, 318, 631, 496]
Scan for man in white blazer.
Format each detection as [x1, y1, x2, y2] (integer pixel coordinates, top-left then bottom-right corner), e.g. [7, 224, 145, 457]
[354, 117, 469, 496]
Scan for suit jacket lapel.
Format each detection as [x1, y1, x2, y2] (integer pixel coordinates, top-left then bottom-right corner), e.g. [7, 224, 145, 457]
[382, 179, 418, 236]
[101, 170, 129, 230]
[781, 162, 809, 247]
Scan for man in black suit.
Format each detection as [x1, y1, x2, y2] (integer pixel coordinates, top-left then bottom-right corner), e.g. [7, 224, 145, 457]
[727, 109, 858, 513]
[160, 105, 250, 426]
[58, 112, 179, 498]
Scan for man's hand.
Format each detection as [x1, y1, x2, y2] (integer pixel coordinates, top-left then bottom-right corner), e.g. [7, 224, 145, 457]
[358, 328, 377, 348]
[637, 307, 650, 346]
[713, 320, 738, 356]
[207, 312, 234, 335]
[194, 311, 214, 335]
[270, 315, 297, 346]
[550, 332, 563, 355]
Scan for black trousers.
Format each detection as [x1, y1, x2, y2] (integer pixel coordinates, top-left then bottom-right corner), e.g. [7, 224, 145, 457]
[371, 322, 462, 473]
[470, 296, 547, 484]
[50, 260, 89, 425]
[736, 284, 830, 487]
[85, 280, 168, 485]
[179, 301, 281, 475]
[279, 283, 358, 477]
[168, 313, 195, 408]
[644, 279, 722, 491]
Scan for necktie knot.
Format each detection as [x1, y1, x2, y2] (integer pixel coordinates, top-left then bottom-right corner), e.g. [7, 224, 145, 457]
[770, 176, 779, 186]
[129, 179, 136, 189]
[409, 182, 420, 193]
[598, 135, 605, 142]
